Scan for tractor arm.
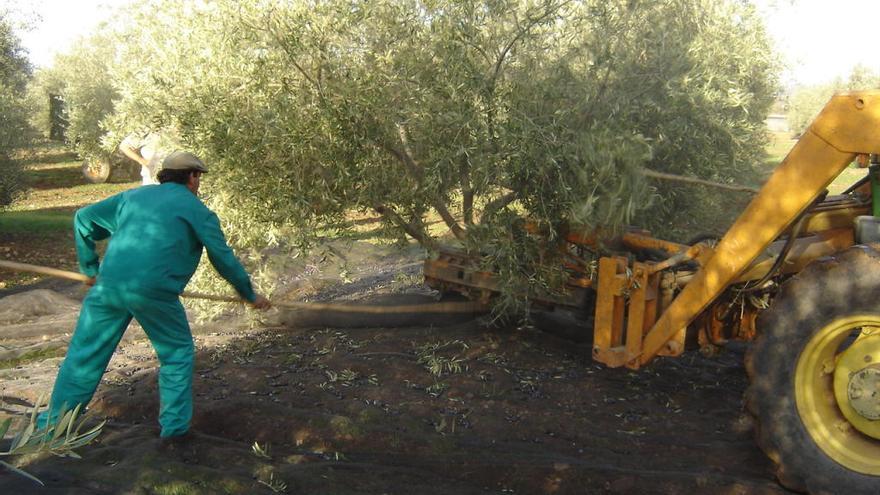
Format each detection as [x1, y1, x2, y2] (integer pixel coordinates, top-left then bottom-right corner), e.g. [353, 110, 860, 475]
[640, 91, 880, 365]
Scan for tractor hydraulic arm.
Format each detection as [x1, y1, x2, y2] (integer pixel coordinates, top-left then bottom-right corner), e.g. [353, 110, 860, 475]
[639, 91, 880, 365]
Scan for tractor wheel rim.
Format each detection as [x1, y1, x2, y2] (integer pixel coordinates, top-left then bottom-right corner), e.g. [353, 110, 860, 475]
[834, 327, 880, 432]
[796, 315, 880, 475]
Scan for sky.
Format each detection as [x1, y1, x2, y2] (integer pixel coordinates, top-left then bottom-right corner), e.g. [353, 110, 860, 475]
[5, 0, 131, 68]
[5, 0, 880, 88]
[755, 0, 880, 87]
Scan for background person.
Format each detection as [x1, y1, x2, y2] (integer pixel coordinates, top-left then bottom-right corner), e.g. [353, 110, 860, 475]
[119, 131, 167, 185]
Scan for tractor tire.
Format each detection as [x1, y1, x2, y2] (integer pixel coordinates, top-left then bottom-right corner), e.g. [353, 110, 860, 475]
[746, 245, 880, 494]
[81, 157, 110, 184]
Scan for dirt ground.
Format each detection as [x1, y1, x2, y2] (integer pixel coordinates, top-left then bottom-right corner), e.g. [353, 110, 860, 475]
[0, 240, 794, 495]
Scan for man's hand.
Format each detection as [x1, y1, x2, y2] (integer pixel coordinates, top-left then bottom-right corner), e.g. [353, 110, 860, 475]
[251, 294, 272, 310]
[84, 276, 97, 286]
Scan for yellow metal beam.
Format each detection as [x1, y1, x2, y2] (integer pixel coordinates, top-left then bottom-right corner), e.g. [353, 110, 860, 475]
[640, 91, 880, 365]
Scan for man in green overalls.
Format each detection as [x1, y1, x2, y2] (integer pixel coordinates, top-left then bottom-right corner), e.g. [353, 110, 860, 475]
[39, 151, 271, 440]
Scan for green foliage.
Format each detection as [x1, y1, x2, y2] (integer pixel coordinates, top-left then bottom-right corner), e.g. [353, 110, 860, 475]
[25, 68, 66, 140]
[1, 397, 106, 485]
[44, 31, 120, 162]
[415, 340, 469, 376]
[621, 0, 778, 238]
[256, 471, 287, 493]
[0, 152, 25, 207]
[0, 13, 33, 206]
[0, 345, 66, 369]
[48, 0, 778, 315]
[787, 84, 836, 137]
[787, 64, 880, 136]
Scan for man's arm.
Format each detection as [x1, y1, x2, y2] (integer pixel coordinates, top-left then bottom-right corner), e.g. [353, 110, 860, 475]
[74, 194, 122, 277]
[193, 210, 269, 307]
[119, 139, 149, 167]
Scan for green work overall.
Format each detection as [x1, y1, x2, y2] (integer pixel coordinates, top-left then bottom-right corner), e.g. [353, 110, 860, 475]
[39, 182, 256, 437]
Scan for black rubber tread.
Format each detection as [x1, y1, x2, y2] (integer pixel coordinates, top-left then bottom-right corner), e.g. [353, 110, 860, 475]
[746, 245, 880, 494]
[530, 307, 593, 343]
[274, 293, 481, 329]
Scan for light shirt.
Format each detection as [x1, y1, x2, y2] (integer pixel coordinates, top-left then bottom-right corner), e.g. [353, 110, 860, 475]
[121, 132, 169, 185]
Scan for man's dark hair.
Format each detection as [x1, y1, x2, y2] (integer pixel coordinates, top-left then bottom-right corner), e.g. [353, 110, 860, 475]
[157, 168, 199, 184]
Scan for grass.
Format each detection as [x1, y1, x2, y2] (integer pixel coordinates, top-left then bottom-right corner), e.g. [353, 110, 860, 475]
[27, 161, 93, 189]
[1, 143, 135, 233]
[0, 143, 129, 289]
[9, 181, 133, 213]
[0, 347, 67, 370]
[0, 210, 73, 233]
[4, 143, 136, 216]
[133, 470, 253, 495]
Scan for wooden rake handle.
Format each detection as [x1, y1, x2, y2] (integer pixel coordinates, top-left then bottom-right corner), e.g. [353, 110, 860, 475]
[0, 259, 241, 303]
[0, 259, 488, 314]
[0, 259, 92, 284]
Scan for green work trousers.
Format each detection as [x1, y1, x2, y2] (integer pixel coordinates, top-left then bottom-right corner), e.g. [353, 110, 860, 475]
[40, 286, 194, 438]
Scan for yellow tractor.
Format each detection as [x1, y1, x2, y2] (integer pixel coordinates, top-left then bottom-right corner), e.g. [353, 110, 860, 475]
[424, 91, 880, 493]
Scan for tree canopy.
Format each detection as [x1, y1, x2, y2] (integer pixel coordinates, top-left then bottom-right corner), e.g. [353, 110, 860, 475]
[39, 0, 778, 311]
[786, 64, 880, 137]
[0, 11, 32, 206]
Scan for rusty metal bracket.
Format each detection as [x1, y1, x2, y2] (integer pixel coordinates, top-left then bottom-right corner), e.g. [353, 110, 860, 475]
[592, 257, 663, 369]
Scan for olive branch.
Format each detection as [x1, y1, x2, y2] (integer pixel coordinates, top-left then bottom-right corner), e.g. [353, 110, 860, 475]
[0, 397, 105, 485]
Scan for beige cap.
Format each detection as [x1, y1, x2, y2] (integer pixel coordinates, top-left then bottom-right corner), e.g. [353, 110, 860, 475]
[162, 151, 209, 173]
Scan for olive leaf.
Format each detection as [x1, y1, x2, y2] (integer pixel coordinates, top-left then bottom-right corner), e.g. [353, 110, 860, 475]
[1, 396, 106, 485]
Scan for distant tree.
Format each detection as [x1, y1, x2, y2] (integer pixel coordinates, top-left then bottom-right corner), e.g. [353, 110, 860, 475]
[787, 64, 880, 136]
[43, 31, 119, 162]
[847, 64, 880, 90]
[0, 12, 33, 206]
[25, 67, 66, 141]
[787, 83, 836, 137]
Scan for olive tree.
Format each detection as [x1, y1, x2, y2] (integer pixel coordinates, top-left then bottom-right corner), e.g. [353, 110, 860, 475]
[0, 12, 32, 206]
[47, 31, 119, 162]
[26, 67, 66, 141]
[59, 0, 778, 312]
